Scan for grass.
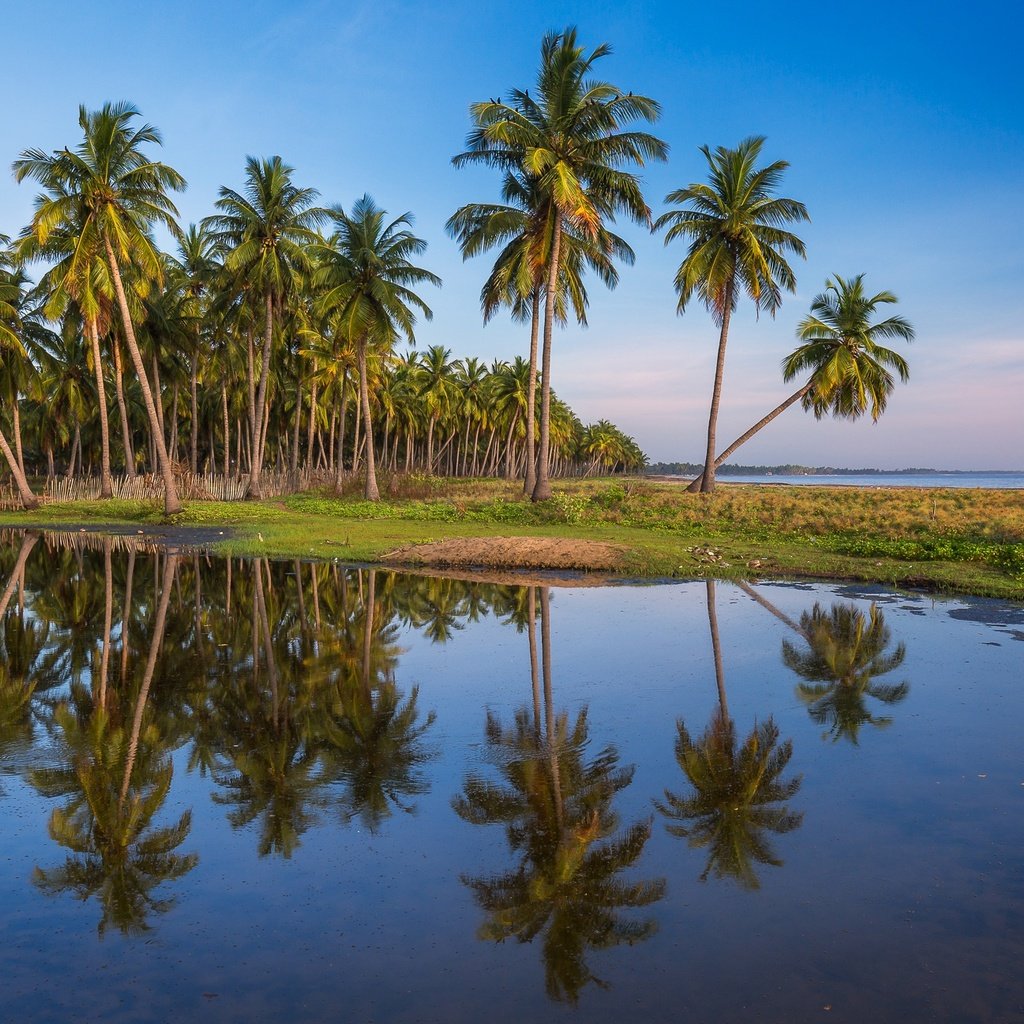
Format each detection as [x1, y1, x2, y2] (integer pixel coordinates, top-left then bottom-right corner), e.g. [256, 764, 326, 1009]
[1, 475, 1021, 599]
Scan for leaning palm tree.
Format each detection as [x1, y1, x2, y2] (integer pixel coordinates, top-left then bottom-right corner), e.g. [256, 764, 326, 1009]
[655, 136, 808, 492]
[313, 195, 440, 500]
[455, 27, 666, 500]
[14, 102, 187, 514]
[688, 274, 914, 488]
[204, 156, 324, 497]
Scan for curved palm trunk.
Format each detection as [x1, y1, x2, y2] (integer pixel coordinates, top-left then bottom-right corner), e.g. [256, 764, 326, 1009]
[687, 381, 813, 491]
[736, 579, 807, 638]
[0, 426, 39, 509]
[524, 288, 541, 494]
[0, 534, 38, 617]
[103, 236, 182, 515]
[357, 337, 380, 500]
[532, 215, 563, 502]
[87, 319, 113, 498]
[705, 579, 729, 721]
[120, 552, 177, 806]
[690, 276, 735, 494]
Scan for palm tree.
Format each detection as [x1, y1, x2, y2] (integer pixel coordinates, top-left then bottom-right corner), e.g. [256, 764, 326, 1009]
[655, 579, 803, 888]
[689, 274, 914, 488]
[205, 155, 324, 497]
[448, 169, 633, 490]
[14, 102, 187, 514]
[313, 195, 440, 500]
[783, 602, 909, 744]
[656, 713, 803, 889]
[655, 136, 808, 493]
[0, 255, 42, 508]
[455, 27, 666, 500]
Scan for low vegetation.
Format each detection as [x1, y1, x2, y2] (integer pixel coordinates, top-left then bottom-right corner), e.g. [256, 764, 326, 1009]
[1, 478, 1021, 599]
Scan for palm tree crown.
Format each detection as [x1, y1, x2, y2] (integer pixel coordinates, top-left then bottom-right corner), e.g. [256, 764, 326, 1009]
[787, 273, 914, 421]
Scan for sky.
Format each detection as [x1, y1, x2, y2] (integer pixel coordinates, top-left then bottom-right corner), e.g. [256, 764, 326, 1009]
[3, 0, 1022, 469]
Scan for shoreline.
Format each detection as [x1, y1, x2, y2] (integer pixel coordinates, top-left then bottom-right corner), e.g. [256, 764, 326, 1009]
[1, 482, 1020, 601]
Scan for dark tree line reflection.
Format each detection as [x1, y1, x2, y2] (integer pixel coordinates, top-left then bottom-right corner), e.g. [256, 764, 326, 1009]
[0, 530, 912, 1004]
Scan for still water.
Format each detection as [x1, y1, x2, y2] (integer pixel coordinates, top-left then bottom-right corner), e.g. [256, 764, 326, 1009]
[668, 472, 1024, 488]
[0, 531, 1021, 1023]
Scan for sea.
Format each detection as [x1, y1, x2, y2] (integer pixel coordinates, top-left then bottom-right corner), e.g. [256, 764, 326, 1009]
[665, 472, 1024, 489]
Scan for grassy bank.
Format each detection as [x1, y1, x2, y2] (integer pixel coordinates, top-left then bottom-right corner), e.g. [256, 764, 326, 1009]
[1, 477, 1022, 598]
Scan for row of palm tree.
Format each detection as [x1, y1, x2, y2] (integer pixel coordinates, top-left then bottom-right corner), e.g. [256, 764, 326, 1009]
[0, 99, 646, 514]
[0, 27, 916, 512]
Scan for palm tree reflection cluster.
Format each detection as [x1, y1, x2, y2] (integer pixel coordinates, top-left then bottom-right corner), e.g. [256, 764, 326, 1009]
[0, 533, 912, 999]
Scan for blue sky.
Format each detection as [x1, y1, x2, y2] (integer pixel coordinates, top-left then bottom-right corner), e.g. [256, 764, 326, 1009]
[3, 0, 1021, 468]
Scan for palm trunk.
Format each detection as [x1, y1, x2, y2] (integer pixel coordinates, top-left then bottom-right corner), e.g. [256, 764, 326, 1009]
[705, 579, 729, 721]
[190, 359, 199, 475]
[87, 320, 113, 497]
[691, 275, 735, 494]
[247, 292, 274, 498]
[532, 214, 562, 501]
[0, 426, 39, 509]
[0, 534, 38, 616]
[357, 337, 380, 500]
[12, 395, 25, 476]
[290, 370, 303, 476]
[103, 235, 182, 514]
[524, 288, 541, 493]
[97, 539, 113, 709]
[111, 335, 136, 478]
[120, 552, 177, 806]
[687, 381, 813, 490]
[222, 382, 230, 477]
[306, 377, 318, 472]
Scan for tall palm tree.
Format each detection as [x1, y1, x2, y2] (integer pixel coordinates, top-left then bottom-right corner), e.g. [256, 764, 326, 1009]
[655, 136, 808, 492]
[205, 155, 324, 497]
[14, 102, 187, 514]
[313, 195, 440, 500]
[455, 27, 666, 500]
[689, 274, 914, 487]
[448, 168, 633, 490]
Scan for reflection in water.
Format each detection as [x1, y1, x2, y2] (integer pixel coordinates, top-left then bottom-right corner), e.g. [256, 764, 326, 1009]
[657, 581, 803, 890]
[0, 532, 1016, 1022]
[782, 602, 909, 743]
[455, 587, 665, 1005]
[31, 552, 198, 935]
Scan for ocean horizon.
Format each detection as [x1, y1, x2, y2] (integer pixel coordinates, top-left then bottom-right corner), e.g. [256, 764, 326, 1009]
[662, 471, 1024, 489]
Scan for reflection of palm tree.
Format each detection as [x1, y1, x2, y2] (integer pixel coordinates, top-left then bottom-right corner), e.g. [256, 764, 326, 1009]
[656, 714, 802, 890]
[455, 586, 663, 1005]
[33, 705, 197, 936]
[657, 580, 802, 889]
[32, 553, 196, 935]
[313, 569, 437, 833]
[783, 602, 909, 744]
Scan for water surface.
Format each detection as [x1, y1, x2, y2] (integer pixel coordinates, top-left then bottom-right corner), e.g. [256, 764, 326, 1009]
[0, 532, 1021, 1023]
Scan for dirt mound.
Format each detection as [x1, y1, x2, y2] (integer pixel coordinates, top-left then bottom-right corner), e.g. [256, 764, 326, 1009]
[381, 536, 629, 572]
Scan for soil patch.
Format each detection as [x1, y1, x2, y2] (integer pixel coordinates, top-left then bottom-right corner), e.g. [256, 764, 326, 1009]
[382, 536, 630, 573]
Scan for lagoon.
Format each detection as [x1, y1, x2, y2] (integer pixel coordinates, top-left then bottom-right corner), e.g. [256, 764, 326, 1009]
[0, 532, 1022, 1023]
